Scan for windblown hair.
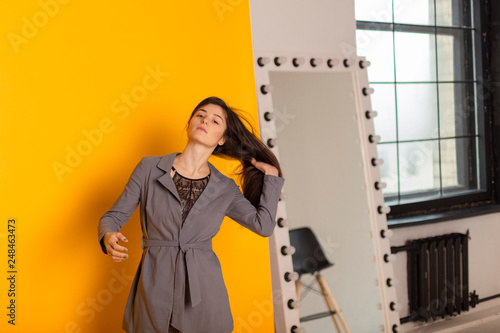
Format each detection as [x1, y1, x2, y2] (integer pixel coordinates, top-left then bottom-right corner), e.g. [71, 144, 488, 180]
[187, 96, 283, 209]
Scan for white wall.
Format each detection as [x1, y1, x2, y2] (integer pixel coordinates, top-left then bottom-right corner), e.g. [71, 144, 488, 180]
[250, 0, 356, 55]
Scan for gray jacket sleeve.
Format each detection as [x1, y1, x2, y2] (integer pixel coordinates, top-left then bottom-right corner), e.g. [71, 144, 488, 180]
[225, 174, 285, 237]
[97, 158, 144, 254]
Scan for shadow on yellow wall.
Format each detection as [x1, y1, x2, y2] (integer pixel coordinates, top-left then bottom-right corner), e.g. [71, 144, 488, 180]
[0, 1, 274, 332]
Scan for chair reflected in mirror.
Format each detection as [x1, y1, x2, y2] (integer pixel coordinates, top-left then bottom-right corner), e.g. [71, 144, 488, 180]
[289, 227, 350, 333]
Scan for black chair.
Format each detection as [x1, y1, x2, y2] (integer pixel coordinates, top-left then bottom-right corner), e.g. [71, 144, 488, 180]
[289, 227, 350, 333]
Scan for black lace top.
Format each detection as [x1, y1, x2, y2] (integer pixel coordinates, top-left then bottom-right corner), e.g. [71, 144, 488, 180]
[171, 166, 210, 222]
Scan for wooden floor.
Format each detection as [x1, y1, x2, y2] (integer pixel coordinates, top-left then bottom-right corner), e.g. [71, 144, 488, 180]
[403, 302, 500, 333]
[452, 315, 500, 333]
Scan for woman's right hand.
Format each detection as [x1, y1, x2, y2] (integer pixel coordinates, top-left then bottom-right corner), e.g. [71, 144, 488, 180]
[103, 232, 129, 262]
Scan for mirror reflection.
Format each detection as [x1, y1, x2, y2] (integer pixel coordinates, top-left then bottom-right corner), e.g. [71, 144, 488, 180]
[267, 71, 384, 332]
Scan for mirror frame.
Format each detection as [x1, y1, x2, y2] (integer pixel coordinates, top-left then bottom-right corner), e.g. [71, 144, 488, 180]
[253, 52, 401, 333]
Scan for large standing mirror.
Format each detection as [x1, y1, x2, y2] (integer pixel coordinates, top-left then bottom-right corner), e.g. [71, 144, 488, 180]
[255, 54, 400, 333]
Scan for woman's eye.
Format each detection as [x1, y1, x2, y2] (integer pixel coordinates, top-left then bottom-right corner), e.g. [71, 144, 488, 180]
[213, 120, 219, 124]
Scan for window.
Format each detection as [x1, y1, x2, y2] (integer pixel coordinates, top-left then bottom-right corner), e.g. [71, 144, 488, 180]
[354, 0, 492, 221]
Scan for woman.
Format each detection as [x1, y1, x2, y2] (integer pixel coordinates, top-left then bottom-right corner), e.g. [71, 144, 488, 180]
[97, 96, 284, 333]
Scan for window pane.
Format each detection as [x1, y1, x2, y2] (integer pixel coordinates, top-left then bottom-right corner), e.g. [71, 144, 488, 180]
[356, 30, 394, 82]
[395, 32, 436, 82]
[438, 83, 473, 137]
[394, 0, 435, 26]
[441, 137, 474, 194]
[437, 29, 472, 81]
[355, 0, 482, 210]
[399, 140, 440, 194]
[371, 84, 397, 142]
[355, 0, 393, 23]
[397, 83, 438, 141]
[377, 143, 398, 195]
[436, 0, 471, 27]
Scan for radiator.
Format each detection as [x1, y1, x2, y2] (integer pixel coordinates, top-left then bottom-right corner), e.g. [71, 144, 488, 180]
[395, 232, 470, 322]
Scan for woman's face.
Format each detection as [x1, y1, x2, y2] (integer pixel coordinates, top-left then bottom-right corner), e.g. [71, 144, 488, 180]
[187, 103, 227, 148]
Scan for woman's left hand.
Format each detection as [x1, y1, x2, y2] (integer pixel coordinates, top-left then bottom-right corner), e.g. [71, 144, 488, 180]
[251, 158, 279, 177]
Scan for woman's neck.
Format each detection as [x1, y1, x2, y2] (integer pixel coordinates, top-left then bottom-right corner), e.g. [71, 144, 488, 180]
[174, 143, 212, 178]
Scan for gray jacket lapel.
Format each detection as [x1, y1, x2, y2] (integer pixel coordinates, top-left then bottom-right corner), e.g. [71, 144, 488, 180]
[156, 152, 181, 202]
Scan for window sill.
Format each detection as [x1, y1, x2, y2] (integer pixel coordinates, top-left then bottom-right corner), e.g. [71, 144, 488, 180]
[387, 203, 500, 229]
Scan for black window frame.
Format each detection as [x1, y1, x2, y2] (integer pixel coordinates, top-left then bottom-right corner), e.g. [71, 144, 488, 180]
[355, 0, 499, 227]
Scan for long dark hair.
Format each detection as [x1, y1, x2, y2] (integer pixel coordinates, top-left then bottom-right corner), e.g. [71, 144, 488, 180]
[187, 96, 283, 208]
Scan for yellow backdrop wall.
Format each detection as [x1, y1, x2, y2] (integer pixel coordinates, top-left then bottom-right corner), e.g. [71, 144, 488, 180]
[0, 1, 274, 332]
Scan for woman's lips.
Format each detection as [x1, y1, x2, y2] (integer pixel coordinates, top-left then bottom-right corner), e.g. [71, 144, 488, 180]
[196, 126, 207, 133]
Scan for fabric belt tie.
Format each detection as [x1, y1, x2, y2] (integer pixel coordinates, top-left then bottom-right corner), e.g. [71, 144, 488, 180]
[142, 237, 212, 332]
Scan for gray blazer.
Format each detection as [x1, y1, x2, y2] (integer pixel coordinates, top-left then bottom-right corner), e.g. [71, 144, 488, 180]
[97, 152, 285, 333]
